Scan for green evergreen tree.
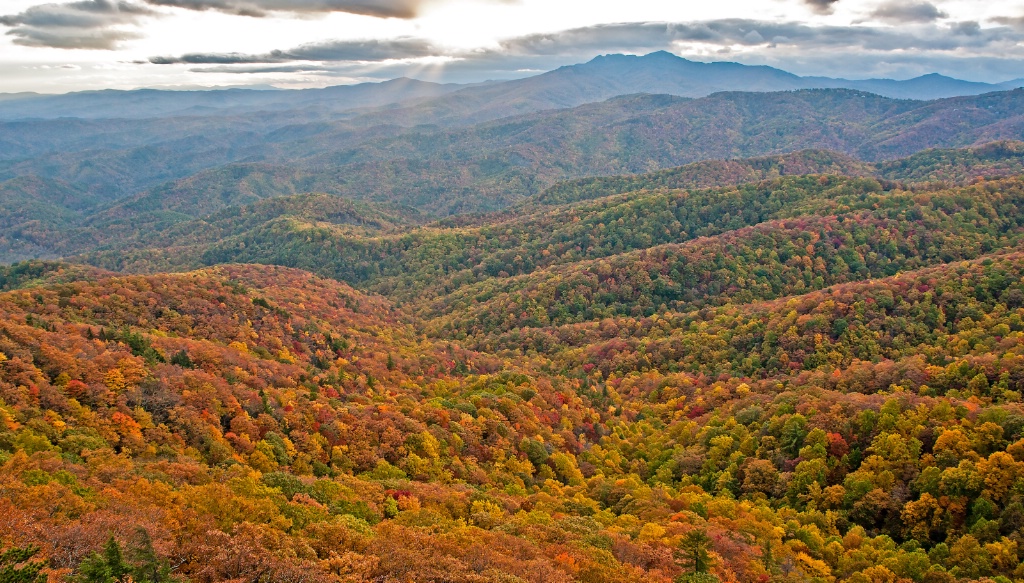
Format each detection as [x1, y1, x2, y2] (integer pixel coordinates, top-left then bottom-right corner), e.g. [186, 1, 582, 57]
[77, 536, 130, 583]
[0, 545, 47, 583]
[104, 537, 130, 582]
[129, 529, 167, 583]
[676, 529, 715, 576]
[76, 552, 111, 583]
[169, 350, 194, 369]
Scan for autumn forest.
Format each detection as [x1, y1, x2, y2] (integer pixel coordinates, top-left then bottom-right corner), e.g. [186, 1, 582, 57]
[4, 62, 1024, 583]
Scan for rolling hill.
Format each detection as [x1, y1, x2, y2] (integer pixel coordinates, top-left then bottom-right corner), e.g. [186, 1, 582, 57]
[9, 142, 1017, 268]
[1, 52, 1022, 232]
[12, 46, 1024, 583]
[3, 89, 1024, 265]
[7, 145, 1024, 582]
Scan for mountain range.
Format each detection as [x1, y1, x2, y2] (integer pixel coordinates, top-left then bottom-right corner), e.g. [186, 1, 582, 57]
[8, 49, 1024, 583]
[6, 138, 1024, 583]
[2, 83, 1024, 263]
[2, 52, 1021, 122]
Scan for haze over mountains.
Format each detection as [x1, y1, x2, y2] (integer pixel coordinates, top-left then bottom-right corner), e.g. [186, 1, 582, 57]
[2, 50, 1024, 265]
[1, 52, 1021, 122]
[0, 77, 467, 121]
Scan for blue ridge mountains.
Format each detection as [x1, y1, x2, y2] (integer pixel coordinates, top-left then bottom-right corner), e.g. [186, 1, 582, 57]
[1, 51, 1023, 264]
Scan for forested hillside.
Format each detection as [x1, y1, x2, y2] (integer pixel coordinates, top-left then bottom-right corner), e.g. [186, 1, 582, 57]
[3, 87, 1024, 264]
[6, 129, 1024, 583]
[537, 142, 1024, 206]
[86, 88, 1024, 216]
[3, 140, 1021, 267]
[5, 47, 1024, 582]
[74, 150, 1024, 317]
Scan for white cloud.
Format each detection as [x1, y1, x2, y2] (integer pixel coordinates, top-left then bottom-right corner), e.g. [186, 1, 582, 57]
[3, 0, 1024, 91]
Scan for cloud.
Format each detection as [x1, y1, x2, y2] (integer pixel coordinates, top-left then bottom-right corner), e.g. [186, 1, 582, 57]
[287, 37, 438, 60]
[150, 37, 439, 64]
[140, 0, 511, 18]
[189, 64, 333, 73]
[869, 1, 947, 24]
[0, 0, 514, 51]
[950, 21, 981, 36]
[491, 20, 1014, 56]
[142, 0, 418, 18]
[150, 52, 281, 64]
[992, 15, 1024, 29]
[804, 0, 839, 15]
[146, 18, 1024, 85]
[490, 22, 775, 56]
[0, 0, 155, 49]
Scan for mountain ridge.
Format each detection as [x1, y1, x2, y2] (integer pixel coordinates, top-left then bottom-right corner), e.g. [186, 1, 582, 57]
[0, 77, 465, 121]
[6, 134, 1024, 582]
[2, 51, 1021, 123]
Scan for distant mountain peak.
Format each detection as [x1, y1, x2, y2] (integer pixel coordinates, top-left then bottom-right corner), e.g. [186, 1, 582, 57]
[639, 50, 684, 60]
[584, 51, 693, 65]
[3, 51, 1022, 125]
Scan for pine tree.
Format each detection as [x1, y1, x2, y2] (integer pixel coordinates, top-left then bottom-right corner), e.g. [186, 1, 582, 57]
[674, 529, 718, 583]
[169, 350, 194, 369]
[104, 537, 130, 582]
[77, 536, 131, 583]
[0, 545, 47, 583]
[76, 552, 111, 583]
[129, 529, 167, 583]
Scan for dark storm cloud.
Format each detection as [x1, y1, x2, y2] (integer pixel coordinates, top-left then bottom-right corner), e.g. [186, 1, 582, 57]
[804, 0, 839, 15]
[0, 0, 155, 49]
[141, 0, 423, 18]
[150, 37, 438, 64]
[869, 1, 947, 24]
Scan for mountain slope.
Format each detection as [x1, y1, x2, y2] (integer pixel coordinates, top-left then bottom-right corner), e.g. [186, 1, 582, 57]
[0, 77, 464, 121]
[536, 141, 1024, 205]
[72, 172, 1024, 335]
[0, 176, 104, 263]
[10, 195, 1024, 583]
[315, 52, 1024, 129]
[3, 86, 1024, 263]
[84, 88, 1024, 221]
[16, 142, 1017, 267]
[811, 72, 1024, 100]
[9, 140, 1024, 583]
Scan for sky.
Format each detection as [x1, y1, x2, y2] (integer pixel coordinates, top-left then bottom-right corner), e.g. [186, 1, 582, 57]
[1, 0, 1023, 93]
